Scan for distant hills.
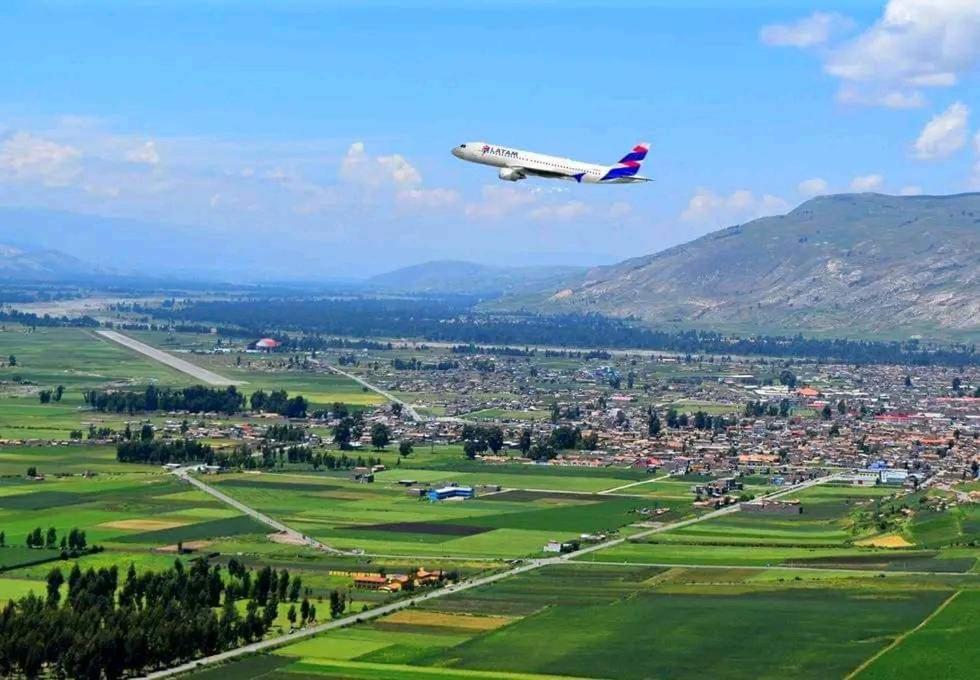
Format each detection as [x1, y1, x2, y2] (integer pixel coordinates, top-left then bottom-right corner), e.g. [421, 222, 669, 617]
[366, 260, 586, 296]
[0, 244, 107, 281]
[493, 193, 980, 338]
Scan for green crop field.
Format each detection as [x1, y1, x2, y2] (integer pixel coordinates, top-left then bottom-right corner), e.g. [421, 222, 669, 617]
[856, 590, 980, 679]
[205, 471, 662, 559]
[225, 563, 967, 680]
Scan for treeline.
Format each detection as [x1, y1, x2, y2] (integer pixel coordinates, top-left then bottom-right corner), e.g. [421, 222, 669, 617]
[278, 336, 393, 352]
[84, 385, 246, 415]
[249, 389, 308, 418]
[23, 527, 87, 553]
[0, 309, 99, 328]
[265, 424, 306, 442]
[83, 386, 308, 418]
[0, 559, 285, 679]
[116, 439, 382, 471]
[142, 298, 978, 366]
[117, 440, 213, 465]
[391, 357, 459, 371]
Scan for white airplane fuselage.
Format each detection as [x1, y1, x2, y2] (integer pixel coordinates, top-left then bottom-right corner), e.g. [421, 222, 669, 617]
[451, 141, 651, 184]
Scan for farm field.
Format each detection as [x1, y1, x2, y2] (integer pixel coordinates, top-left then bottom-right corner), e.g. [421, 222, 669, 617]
[194, 563, 970, 680]
[855, 590, 980, 679]
[206, 471, 663, 559]
[576, 483, 980, 573]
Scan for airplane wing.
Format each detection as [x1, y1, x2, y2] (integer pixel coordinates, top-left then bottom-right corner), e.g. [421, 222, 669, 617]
[521, 167, 576, 180]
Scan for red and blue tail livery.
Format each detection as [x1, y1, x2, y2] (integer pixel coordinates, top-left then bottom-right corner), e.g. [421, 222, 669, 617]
[601, 142, 651, 181]
[452, 140, 653, 184]
[618, 143, 650, 165]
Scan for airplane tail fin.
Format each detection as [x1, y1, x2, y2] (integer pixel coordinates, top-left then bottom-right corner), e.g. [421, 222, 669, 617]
[602, 142, 651, 181]
[617, 142, 650, 167]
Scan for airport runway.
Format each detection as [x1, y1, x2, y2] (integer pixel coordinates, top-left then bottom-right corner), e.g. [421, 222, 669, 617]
[95, 330, 243, 386]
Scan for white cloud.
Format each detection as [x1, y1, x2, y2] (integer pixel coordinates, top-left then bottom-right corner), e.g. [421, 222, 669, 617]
[825, 1, 980, 107]
[899, 185, 923, 195]
[849, 174, 885, 192]
[608, 201, 632, 219]
[125, 140, 160, 165]
[760, 12, 854, 48]
[912, 102, 970, 160]
[0, 132, 81, 186]
[377, 153, 422, 187]
[836, 86, 926, 109]
[680, 188, 789, 225]
[797, 177, 829, 197]
[339, 141, 422, 187]
[464, 184, 540, 219]
[530, 200, 590, 222]
[395, 187, 460, 209]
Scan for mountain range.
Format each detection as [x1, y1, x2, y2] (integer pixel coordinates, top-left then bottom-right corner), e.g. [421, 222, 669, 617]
[492, 192, 980, 338]
[0, 244, 107, 281]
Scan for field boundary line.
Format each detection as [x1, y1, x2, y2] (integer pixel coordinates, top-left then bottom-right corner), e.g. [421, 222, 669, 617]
[598, 473, 672, 494]
[843, 589, 961, 680]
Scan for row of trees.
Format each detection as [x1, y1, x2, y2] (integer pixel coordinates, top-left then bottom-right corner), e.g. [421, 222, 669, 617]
[84, 385, 246, 415]
[391, 357, 459, 371]
[23, 527, 87, 552]
[116, 439, 212, 465]
[83, 385, 312, 418]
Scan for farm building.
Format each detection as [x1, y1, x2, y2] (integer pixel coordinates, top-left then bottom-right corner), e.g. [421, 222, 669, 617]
[427, 486, 474, 501]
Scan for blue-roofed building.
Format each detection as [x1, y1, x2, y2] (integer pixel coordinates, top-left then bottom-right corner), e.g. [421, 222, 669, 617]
[427, 486, 474, 502]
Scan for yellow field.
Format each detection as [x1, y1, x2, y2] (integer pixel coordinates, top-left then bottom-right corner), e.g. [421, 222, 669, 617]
[856, 534, 913, 548]
[384, 610, 514, 631]
[101, 518, 189, 531]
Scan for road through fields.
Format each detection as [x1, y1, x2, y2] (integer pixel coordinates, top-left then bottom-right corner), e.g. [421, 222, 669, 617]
[326, 363, 422, 420]
[95, 330, 242, 386]
[140, 471, 837, 678]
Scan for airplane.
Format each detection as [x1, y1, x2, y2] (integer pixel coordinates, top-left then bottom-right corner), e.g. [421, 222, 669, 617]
[451, 141, 652, 184]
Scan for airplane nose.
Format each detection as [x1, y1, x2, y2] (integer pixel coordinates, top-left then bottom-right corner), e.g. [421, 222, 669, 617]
[451, 147, 462, 158]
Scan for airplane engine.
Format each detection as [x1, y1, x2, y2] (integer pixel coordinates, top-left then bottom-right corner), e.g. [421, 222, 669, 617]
[498, 167, 524, 182]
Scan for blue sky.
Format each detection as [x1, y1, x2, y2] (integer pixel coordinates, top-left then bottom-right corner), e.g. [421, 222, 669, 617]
[1, 1, 978, 278]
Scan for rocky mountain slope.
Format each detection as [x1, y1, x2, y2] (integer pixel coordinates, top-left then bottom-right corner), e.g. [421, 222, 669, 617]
[497, 193, 980, 336]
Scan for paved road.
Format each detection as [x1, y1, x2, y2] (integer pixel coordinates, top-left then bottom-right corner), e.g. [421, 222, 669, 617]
[326, 364, 423, 421]
[142, 471, 836, 678]
[96, 330, 242, 386]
